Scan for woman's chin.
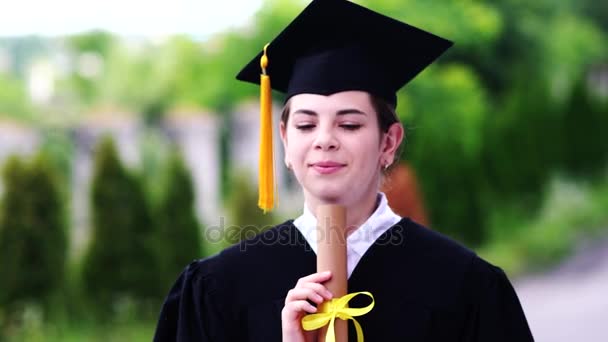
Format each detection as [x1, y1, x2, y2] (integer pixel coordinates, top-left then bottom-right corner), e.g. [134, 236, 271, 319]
[307, 187, 349, 204]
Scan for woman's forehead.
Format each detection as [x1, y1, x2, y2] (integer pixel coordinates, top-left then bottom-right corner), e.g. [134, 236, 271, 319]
[289, 91, 373, 114]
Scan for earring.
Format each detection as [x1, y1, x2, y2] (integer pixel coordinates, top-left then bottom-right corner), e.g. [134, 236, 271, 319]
[383, 161, 391, 170]
[286, 162, 292, 170]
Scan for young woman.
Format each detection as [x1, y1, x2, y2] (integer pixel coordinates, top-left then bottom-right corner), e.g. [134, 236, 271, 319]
[153, 0, 534, 341]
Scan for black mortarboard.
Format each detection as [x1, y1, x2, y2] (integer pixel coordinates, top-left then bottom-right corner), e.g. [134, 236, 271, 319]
[235, 0, 453, 212]
[236, 0, 453, 107]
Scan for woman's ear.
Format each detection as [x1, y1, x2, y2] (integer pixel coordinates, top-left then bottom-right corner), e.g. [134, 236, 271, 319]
[280, 121, 288, 147]
[381, 123, 404, 166]
[279, 121, 290, 168]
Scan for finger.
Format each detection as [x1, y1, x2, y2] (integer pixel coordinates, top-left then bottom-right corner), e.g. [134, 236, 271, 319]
[285, 288, 325, 304]
[296, 271, 332, 286]
[299, 282, 333, 300]
[281, 301, 316, 322]
[285, 300, 318, 315]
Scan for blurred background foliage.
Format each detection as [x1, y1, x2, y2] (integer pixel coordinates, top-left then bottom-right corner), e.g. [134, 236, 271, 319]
[0, 0, 607, 340]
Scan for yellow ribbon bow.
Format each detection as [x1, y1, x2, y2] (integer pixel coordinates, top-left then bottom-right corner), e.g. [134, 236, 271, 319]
[301, 291, 375, 342]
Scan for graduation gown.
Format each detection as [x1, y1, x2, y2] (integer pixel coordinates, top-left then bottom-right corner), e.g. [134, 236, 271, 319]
[153, 218, 534, 341]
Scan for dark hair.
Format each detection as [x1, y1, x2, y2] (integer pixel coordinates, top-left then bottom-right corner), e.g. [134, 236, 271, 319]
[369, 95, 400, 133]
[280, 93, 399, 134]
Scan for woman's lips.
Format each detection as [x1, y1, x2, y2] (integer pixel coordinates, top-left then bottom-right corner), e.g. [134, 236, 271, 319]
[310, 161, 346, 175]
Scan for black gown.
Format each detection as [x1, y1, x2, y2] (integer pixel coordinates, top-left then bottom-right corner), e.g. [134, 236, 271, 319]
[153, 218, 534, 341]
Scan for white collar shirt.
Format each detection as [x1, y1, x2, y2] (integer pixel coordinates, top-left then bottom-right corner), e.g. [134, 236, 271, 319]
[292, 192, 402, 278]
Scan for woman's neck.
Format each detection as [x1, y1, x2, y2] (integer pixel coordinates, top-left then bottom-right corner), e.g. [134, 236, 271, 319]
[305, 191, 380, 237]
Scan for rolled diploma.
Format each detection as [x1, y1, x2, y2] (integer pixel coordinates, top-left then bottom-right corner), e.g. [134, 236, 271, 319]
[316, 204, 348, 342]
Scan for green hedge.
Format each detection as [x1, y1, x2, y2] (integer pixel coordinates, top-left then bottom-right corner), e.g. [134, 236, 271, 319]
[82, 137, 162, 314]
[0, 153, 67, 311]
[155, 148, 203, 289]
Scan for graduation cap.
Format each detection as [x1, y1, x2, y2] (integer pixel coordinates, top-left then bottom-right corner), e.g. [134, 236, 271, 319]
[235, 0, 453, 212]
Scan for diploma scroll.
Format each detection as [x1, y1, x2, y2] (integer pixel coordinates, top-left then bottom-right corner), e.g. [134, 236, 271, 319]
[316, 205, 348, 342]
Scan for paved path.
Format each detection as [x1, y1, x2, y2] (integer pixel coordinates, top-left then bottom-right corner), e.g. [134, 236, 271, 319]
[514, 236, 608, 342]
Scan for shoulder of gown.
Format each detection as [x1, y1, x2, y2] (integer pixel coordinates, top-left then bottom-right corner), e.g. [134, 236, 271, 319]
[401, 219, 534, 341]
[460, 255, 535, 341]
[152, 220, 300, 342]
[152, 250, 232, 341]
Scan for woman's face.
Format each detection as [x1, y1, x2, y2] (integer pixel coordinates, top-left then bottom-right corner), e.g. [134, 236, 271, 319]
[280, 90, 402, 206]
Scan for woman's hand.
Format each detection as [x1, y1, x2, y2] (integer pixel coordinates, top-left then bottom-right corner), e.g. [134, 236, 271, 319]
[282, 271, 334, 342]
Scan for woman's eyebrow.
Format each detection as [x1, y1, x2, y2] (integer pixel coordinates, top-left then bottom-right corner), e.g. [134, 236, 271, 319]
[336, 108, 367, 116]
[292, 108, 367, 116]
[293, 109, 318, 116]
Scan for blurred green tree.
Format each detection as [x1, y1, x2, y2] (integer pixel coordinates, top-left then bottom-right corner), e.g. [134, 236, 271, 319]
[155, 148, 203, 289]
[139, 128, 171, 205]
[167, 0, 303, 112]
[561, 77, 608, 177]
[0, 152, 67, 312]
[580, 0, 608, 32]
[98, 42, 176, 124]
[63, 31, 176, 123]
[68, 30, 114, 57]
[38, 127, 74, 191]
[82, 136, 162, 314]
[0, 74, 33, 121]
[480, 76, 560, 222]
[369, 0, 606, 245]
[64, 31, 116, 106]
[403, 64, 489, 245]
[225, 173, 275, 246]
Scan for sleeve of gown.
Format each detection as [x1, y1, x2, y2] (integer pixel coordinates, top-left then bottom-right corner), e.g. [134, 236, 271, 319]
[463, 256, 535, 342]
[153, 259, 238, 342]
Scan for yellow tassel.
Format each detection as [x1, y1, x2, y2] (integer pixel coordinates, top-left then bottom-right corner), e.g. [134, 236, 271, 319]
[259, 43, 275, 212]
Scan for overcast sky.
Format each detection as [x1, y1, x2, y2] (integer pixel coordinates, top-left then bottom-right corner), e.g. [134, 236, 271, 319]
[0, 0, 264, 37]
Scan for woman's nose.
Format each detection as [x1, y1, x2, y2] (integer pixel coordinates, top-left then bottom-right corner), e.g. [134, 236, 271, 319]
[313, 126, 339, 151]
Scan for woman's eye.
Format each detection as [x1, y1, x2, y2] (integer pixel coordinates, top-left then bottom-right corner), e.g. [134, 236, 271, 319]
[340, 124, 362, 131]
[295, 124, 315, 131]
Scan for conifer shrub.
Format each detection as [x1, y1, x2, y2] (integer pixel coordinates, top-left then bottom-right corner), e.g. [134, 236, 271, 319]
[155, 148, 202, 288]
[82, 136, 161, 314]
[0, 152, 67, 312]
